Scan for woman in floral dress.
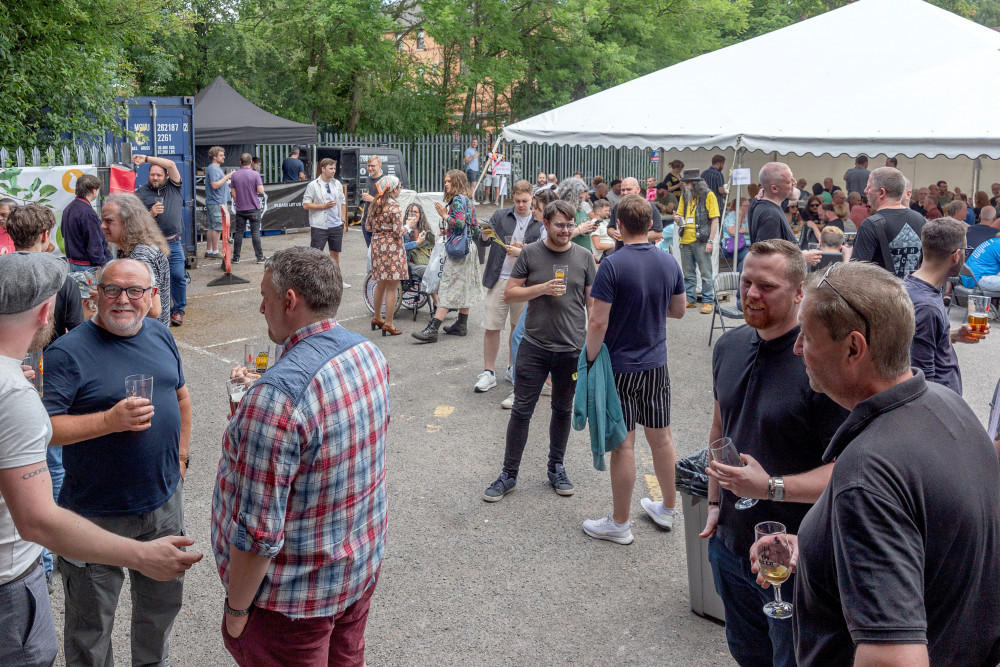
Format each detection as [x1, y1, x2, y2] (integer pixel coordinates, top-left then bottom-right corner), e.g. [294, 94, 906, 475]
[366, 175, 407, 335]
[412, 169, 482, 343]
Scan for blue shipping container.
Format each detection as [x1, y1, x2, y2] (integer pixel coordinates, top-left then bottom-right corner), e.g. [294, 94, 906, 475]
[118, 97, 197, 267]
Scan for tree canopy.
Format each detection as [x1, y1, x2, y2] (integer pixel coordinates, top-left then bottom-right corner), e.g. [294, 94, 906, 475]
[3, 0, 999, 145]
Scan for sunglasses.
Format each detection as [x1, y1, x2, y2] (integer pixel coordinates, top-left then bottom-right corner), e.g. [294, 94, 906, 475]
[818, 265, 870, 345]
[809, 203, 821, 208]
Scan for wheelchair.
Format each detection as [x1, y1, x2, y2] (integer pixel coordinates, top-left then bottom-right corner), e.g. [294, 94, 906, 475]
[363, 264, 434, 321]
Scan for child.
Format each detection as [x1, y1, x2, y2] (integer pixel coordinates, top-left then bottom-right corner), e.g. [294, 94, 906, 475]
[590, 199, 615, 262]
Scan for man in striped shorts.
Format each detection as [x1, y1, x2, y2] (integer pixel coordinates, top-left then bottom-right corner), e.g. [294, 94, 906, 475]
[581, 194, 687, 544]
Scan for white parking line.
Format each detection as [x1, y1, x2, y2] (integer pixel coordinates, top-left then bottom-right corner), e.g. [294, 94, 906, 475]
[203, 337, 251, 349]
[188, 288, 253, 299]
[175, 340, 234, 364]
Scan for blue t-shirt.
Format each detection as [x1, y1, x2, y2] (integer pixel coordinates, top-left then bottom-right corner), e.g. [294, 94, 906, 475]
[464, 147, 479, 172]
[205, 163, 230, 205]
[42, 319, 185, 517]
[904, 275, 961, 395]
[589, 243, 685, 373]
[963, 237, 1000, 288]
[281, 157, 304, 183]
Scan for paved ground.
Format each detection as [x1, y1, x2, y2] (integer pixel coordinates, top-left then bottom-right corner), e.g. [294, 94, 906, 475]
[49, 216, 1000, 666]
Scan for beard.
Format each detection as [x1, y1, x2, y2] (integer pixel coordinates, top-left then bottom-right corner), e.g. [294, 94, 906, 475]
[98, 302, 147, 336]
[742, 298, 791, 331]
[27, 321, 55, 353]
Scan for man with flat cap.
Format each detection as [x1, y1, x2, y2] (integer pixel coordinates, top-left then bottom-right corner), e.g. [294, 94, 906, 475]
[0, 252, 202, 667]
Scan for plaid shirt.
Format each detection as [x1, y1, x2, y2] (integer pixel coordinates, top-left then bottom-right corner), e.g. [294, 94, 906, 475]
[211, 319, 389, 619]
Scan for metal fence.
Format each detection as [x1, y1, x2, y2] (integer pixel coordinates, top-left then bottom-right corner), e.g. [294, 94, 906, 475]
[0, 144, 116, 168]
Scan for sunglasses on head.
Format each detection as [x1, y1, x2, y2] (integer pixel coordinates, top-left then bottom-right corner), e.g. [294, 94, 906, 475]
[818, 265, 870, 345]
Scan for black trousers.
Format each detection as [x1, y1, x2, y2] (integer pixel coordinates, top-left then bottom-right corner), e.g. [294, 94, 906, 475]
[232, 209, 263, 261]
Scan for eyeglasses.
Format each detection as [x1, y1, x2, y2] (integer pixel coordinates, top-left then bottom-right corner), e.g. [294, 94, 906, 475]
[817, 265, 870, 345]
[963, 246, 974, 256]
[549, 222, 575, 229]
[97, 284, 153, 300]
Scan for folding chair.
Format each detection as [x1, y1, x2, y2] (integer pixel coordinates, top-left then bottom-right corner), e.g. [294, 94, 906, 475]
[947, 266, 1000, 321]
[709, 271, 744, 345]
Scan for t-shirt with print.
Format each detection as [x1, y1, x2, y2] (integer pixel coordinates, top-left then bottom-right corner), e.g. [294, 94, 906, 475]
[205, 163, 230, 205]
[851, 208, 925, 278]
[511, 241, 596, 353]
[967, 224, 999, 250]
[963, 237, 1000, 288]
[0, 356, 50, 583]
[500, 212, 533, 280]
[42, 320, 185, 517]
[590, 243, 684, 373]
[323, 179, 346, 228]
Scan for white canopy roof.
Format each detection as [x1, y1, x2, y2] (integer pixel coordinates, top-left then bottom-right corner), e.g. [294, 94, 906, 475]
[503, 0, 1000, 159]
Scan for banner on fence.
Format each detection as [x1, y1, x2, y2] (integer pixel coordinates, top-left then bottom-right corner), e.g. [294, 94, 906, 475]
[196, 181, 309, 233]
[0, 165, 99, 251]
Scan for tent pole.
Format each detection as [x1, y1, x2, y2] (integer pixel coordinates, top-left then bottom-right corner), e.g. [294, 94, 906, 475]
[973, 157, 982, 206]
[712, 145, 739, 279]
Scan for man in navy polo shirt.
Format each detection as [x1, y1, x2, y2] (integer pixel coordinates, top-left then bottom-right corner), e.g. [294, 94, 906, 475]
[43, 258, 191, 667]
[581, 194, 686, 545]
[702, 240, 847, 667]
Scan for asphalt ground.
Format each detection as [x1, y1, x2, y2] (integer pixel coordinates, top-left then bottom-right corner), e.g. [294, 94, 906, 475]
[48, 212, 1000, 666]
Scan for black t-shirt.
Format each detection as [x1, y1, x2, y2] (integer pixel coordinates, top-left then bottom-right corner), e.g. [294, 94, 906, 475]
[851, 207, 925, 278]
[701, 166, 725, 198]
[607, 201, 664, 251]
[794, 374, 1000, 666]
[360, 173, 381, 229]
[52, 274, 85, 341]
[967, 223, 1000, 250]
[281, 157, 304, 183]
[747, 198, 797, 244]
[135, 180, 183, 239]
[712, 325, 848, 558]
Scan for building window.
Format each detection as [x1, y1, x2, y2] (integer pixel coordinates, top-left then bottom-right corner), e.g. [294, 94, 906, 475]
[417, 30, 425, 50]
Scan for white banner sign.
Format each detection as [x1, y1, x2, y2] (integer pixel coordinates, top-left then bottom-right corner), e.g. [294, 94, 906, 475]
[732, 168, 752, 186]
[0, 165, 99, 250]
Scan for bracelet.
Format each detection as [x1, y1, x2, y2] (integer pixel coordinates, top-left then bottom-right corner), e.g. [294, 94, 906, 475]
[179, 454, 190, 468]
[225, 598, 251, 617]
[767, 476, 775, 501]
[708, 500, 720, 507]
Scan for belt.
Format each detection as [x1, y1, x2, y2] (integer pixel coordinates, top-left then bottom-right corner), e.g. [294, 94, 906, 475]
[165, 234, 180, 242]
[68, 259, 91, 266]
[1, 558, 41, 587]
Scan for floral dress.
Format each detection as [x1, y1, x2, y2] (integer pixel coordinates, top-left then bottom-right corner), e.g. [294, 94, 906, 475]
[367, 199, 408, 281]
[437, 194, 483, 308]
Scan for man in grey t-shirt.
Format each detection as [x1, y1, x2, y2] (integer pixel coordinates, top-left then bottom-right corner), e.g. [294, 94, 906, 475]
[483, 200, 596, 502]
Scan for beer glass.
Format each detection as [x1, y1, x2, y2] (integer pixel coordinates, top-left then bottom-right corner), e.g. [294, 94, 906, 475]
[244, 344, 279, 375]
[755, 521, 794, 619]
[22, 351, 42, 396]
[125, 374, 153, 425]
[227, 377, 253, 417]
[968, 295, 991, 339]
[808, 243, 820, 251]
[553, 265, 568, 297]
[709, 437, 758, 509]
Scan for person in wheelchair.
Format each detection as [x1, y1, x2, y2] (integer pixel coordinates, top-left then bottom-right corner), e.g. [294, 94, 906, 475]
[403, 203, 438, 309]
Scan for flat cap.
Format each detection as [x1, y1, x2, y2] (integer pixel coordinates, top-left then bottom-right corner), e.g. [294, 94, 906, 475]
[0, 251, 69, 315]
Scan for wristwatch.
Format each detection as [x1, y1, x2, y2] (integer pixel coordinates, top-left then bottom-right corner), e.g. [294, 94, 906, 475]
[179, 454, 191, 469]
[771, 476, 786, 502]
[225, 598, 251, 617]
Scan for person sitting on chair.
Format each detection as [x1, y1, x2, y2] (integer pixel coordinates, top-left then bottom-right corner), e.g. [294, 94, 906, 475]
[403, 203, 437, 308]
[816, 226, 850, 269]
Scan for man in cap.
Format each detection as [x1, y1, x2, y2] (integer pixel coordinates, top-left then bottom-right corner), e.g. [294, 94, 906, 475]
[0, 252, 201, 666]
[673, 168, 719, 313]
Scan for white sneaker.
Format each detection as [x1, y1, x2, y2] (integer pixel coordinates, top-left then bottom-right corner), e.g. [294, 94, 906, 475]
[501, 390, 515, 409]
[342, 281, 352, 289]
[540, 382, 552, 396]
[582, 515, 634, 545]
[640, 497, 676, 530]
[504, 365, 514, 384]
[474, 370, 497, 393]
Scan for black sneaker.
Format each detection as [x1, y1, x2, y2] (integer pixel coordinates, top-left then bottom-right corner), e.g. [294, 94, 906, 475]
[547, 464, 574, 496]
[256, 256, 267, 264]
[232, 257, 240, 264]
[483, 472, 516, 502]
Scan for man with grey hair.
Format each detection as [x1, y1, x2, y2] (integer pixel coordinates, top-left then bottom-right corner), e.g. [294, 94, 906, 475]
[213, 247, 388, 666]
[969, 205, 1000, 249]
[42, 257, 193, 666]
[557, 177, 597, 251]
[851, 166, 926, 278]
[0, 252, 201, 667]
[672, 168, 719, 312]
[905, 217, 982, 395]
[762, 261, 1000, 665]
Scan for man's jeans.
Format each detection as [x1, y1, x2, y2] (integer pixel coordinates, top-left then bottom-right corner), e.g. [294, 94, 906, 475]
[59, 485, 186, 667]
[502, 339, 577, 477]
[978, 274, 1000, 291]
[510, 308, 527, 385]
[167, 236, 186, 315]
[232, 209, 263, 262]
[708, 536, 797, 667]
[681, 241, 714, 304]
[41, 447, 64, 575]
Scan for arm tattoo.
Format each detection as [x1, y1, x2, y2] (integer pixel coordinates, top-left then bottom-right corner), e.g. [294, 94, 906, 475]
[21, 466, 48, 480]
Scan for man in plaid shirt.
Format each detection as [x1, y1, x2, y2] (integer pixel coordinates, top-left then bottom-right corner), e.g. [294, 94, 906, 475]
[211, 246, 389, 666]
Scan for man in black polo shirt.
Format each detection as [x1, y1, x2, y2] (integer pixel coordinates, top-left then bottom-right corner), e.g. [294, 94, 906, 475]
[778, 261, 1000, 666]
[701, 239, 847, 667]
[133, 153, 187, 326]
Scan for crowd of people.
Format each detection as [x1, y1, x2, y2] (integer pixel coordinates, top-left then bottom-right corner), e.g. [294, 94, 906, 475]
[3, 147, 1000, 667]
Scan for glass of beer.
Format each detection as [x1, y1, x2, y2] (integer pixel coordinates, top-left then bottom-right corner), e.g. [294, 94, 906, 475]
[808, 243, 820, 251]
[22, 351, 42, 396]
[968, 295, 991, 339]
[125, 374, 153, 425]
[709, 437, 758, 509]
[754, 521, 794, 619]
[553, 265, 568, 297]
[227, 377, 253, 417]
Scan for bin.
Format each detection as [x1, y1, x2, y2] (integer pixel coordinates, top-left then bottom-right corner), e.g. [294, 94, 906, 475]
[680, 492, 726, 622]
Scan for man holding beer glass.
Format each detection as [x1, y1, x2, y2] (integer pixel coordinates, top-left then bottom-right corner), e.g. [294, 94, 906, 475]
[42, 258, 192, 666]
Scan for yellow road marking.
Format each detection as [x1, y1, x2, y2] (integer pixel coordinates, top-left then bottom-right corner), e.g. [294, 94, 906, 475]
[433, 405, 455, 417]
[645, 474, 662, 502]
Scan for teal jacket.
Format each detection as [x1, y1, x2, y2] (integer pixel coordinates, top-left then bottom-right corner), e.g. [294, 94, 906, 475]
[573, 344, 627, 471]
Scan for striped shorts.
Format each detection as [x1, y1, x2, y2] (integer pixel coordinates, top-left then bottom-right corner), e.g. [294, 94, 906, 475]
[614, 363, 671, 431]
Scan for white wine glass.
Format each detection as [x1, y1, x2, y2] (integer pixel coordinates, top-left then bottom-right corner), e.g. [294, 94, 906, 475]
[709, 437, 758, 509]
[755, 521, 794, 619]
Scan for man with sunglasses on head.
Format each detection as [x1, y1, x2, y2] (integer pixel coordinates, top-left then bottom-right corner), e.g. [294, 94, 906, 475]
[303, 158, 350, 288]
[759, 261, 1000, 666]
[42, 257, 192, 667]
[701, 239, 847, 667]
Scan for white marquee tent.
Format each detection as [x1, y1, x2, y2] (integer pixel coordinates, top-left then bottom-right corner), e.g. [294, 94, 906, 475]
[503, 0, 1000, 162]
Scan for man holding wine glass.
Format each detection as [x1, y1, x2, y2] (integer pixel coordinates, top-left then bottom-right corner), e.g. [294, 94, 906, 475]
[701, 239, 848, 667]
[769, 261, 1000, 666]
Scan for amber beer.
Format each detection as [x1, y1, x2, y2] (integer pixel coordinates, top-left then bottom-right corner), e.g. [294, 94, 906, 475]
[968, 296, 991, 340]
[553, 265, 568, 297]
[969, 314, 989, 338]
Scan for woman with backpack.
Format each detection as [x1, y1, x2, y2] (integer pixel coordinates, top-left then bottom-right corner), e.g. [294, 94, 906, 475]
[413, 170, 482, 343]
